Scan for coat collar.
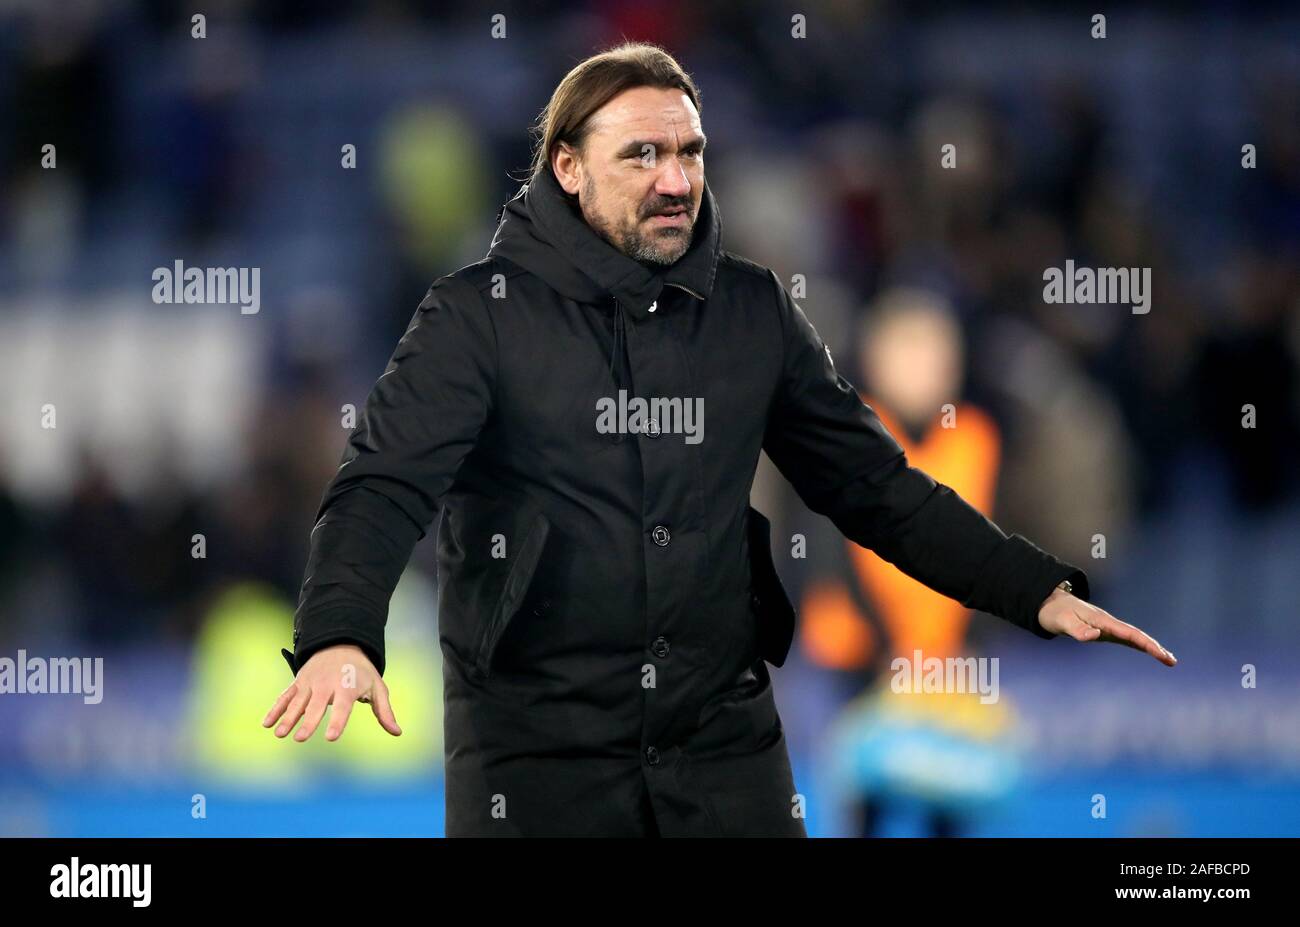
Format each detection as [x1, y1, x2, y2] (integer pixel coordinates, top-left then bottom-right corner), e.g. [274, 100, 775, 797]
[487, 165, 722, 317]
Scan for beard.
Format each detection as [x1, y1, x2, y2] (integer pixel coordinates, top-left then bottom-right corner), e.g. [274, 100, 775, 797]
[582, 173, 695, 266]
[622, 225, 692, 266]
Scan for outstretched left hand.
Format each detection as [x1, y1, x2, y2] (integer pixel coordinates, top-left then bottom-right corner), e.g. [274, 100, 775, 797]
[1037, 586, 1176, 666]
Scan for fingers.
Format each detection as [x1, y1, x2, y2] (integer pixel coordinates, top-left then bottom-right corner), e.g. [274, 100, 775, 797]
[294, 686, 333, 742]
[1104, 625, 1177, 666]
[265, 650, 398, 742]
[369, 681, 403, 736]
[263, 683, 298, 728]
[1082, 608, 1177, 667]
[325, 692, 357, 742]
[274, 683, 312, 737]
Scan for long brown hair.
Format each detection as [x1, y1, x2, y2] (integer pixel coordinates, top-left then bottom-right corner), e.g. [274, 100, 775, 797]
[528, 42, 701, 182]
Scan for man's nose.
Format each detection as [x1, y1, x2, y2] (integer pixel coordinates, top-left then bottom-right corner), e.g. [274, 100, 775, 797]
[654, 158, 692, 198]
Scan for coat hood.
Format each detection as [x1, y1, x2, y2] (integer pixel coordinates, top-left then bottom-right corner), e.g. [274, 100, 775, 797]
[486, 165, 722, 317]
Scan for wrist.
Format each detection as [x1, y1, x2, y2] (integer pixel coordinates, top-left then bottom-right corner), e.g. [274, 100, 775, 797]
[1039, 577, 1074, 612]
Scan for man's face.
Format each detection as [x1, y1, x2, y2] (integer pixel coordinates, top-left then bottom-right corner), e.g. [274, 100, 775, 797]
[552, 85, 705, 266]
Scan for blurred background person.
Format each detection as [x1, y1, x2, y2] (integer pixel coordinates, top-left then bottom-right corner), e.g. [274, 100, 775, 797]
[799, 288, 1024, 837]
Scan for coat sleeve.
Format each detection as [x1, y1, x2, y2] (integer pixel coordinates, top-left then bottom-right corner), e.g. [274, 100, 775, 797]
[759, 272, 1088, 640]
[283, 275, 497, 677]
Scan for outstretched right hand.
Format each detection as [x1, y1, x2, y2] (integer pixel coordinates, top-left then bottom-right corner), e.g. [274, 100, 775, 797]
[262, 643, 402, 742]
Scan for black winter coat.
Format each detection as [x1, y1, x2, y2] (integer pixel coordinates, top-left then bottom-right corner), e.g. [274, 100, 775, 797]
[282, 165, 1089, 836]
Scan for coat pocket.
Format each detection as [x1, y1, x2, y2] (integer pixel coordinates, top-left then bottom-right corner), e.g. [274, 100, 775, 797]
[746, 505, 797, 667]
[473, 508, 551, 679]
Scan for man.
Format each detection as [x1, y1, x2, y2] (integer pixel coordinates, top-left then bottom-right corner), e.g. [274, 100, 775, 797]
[262, 42, 1175, 837]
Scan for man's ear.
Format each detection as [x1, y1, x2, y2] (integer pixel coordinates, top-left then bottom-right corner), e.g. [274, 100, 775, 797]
[552, 142, 583, 196]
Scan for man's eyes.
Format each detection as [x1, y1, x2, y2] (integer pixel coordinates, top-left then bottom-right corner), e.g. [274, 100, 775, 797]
[628, 147, 703, 161]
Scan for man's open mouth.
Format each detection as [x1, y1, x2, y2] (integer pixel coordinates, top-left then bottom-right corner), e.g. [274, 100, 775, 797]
[648, 207, 690, 226]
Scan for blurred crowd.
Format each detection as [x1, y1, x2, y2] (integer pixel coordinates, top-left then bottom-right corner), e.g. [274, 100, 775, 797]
[1, 0, 1298, 663]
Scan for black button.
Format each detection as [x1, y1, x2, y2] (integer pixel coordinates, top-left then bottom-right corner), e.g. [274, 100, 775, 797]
[651, 636, 670, 658]
[645, 746, 660, 766]
[293, 628, 301, 643]
[751, 593, 762, 610]
[651, 525, 671, 546]
[645, 419, 661, 437]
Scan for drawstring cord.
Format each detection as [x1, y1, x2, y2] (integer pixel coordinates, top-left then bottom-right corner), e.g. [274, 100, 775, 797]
[609, 298, 627, 442]
[609, 298, 626, 390]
